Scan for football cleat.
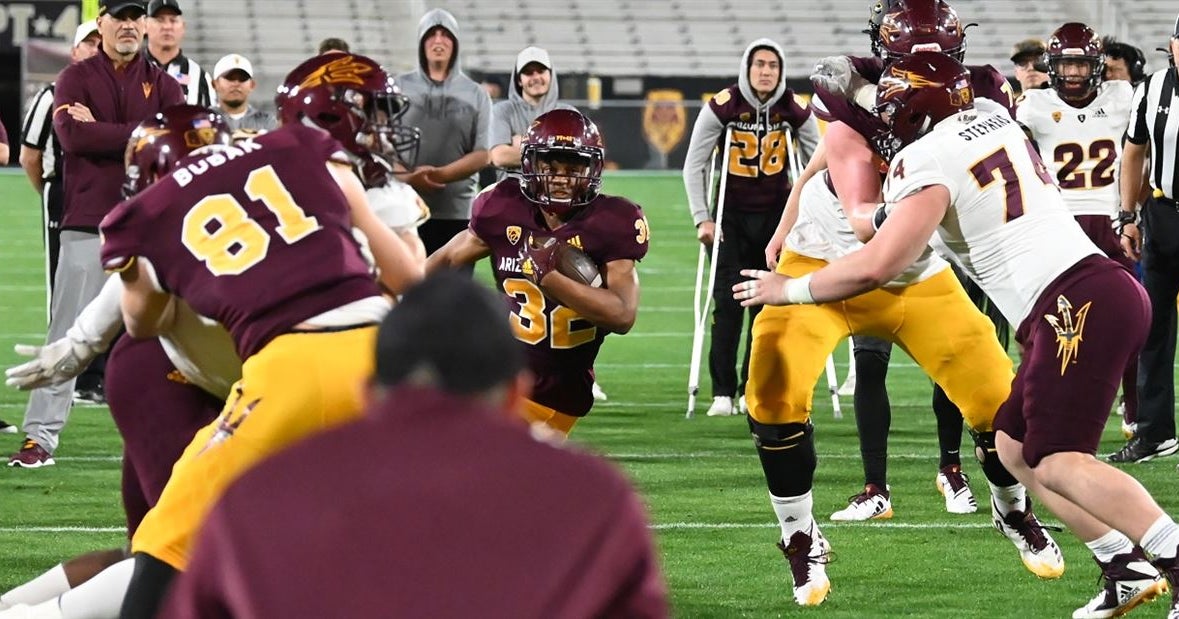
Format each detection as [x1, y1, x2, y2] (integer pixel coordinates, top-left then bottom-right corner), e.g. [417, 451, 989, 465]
[1072, 548, 1167, 619]
[1152, 553, 1179, 619]
[1121, 421, 1137, 441]
[935, 464, 978, 514]
[738, 395, 748, 415]
[7, 440, 54, 469]
[0, 420, 16, 434]
[992, 497, 1065, 579]
[777, 524, 832, 606]
[706, 396, 735, 417]
[591, 381, 608, 402]
[1108, 437, 1179, 463]
[830, 484, 893, 521]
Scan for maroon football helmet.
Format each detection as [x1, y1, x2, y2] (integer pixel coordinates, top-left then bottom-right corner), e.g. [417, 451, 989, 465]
[1046, 23, 1104, 100]
[123, 105, 233, 198]
[520, 109, 605, 217]
[874, 52, 974, 155]
[876, 0, 967, 62]
[275, 53, 420, 187]
[866, 0, 904, 57]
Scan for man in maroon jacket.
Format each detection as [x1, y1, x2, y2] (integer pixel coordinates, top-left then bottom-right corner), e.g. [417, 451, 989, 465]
[8, 0, 183, 469]
[160, 273, 669, 619]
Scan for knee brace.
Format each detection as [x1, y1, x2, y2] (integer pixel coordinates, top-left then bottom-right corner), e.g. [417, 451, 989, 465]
[971, 430, 1018, 486]
[749, 418, 816, 497]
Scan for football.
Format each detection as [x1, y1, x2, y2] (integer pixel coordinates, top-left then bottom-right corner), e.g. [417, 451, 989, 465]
[556, 243, 603, 288]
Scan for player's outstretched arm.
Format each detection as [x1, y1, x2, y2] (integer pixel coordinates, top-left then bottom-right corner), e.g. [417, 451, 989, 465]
[425, 229, 492, 274]
[117, 258, 177, 338]
[735, 185, 947, 307]
[540, 259, 639, 334]
[330, 162, 425, 295]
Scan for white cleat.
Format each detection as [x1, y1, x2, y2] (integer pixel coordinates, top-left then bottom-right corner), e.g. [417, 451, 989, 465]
[1072, 548, 1167, 618]
[829, 484, 893, 521]
[738, 395, 748, 415]
[777, 523, 832, 606]
[992, 497, 1065, 579]
[591, 382, 607, 402]
[706, 396, 735, 417]
[935, 465, 978, 514]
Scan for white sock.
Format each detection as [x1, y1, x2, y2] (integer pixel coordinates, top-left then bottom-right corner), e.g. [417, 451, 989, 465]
[770, 491, 814, 542]
[58, 558, 134, 619]
[1085, 529, 1135, 563]
[1140, 515, 1179, 560]
[0, 563, 69, 609]
[987, 483, 1026, 517]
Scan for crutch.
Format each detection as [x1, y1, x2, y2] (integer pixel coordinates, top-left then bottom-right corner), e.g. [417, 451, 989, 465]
[687, 126, 734, 418]
[837, 337, 857, 396]
[784, 126, 842, 419]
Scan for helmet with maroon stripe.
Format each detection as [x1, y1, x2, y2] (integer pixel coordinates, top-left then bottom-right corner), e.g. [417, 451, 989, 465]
[1046, 23, 1104, 100]
[877, 0, 967, 62]
[123, 104, 233, 198]
[520, 109, 605, 218]
[874, 52, 974, 156]
[275, 52, 420, 187]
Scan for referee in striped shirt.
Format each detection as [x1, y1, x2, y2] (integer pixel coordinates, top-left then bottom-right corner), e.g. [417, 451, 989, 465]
[143, 0, 214, 107]
[18, 21, 100, 311]
[1113, 13, 1179, 464]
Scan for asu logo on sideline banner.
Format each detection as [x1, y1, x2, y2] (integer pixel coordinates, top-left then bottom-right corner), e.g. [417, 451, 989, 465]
[642, 89, 687, 156]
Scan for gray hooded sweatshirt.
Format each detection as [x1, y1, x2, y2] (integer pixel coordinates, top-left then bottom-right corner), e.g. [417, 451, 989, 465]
[489, 53, 575, 180]
[682, 39, 820, 226]
[396, 8, 492, 220]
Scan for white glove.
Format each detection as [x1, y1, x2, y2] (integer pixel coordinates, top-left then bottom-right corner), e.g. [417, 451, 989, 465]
[810, 56, 872, 101]
[5, 333, 101, 390]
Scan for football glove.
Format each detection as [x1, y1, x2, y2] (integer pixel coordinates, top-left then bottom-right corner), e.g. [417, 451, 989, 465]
[5, 330, 103, 390]
[811, 56, 876, 110]
[519, 234, 560, 286]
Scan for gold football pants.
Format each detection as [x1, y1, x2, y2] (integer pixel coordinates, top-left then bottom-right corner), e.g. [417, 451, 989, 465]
[131, 326, 377, 569]
[746, 252, 1013, 431]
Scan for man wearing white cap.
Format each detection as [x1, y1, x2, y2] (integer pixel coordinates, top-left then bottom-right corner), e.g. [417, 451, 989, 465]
[489, 46, 575, 180]
[212, 53, 276, 134]
[18, 20, 101, 319]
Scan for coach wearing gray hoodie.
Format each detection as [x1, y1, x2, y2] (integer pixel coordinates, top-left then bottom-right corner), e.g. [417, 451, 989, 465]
[397, 8, 492, 259]
[488, 46, 575, 181]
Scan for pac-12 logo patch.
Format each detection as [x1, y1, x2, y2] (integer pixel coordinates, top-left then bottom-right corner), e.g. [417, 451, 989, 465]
[506, 226, 522, 245]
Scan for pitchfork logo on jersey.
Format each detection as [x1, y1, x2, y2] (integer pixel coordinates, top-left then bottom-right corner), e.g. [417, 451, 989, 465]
[1043, 295, 1091, 376]
[299, 55, 372, 89]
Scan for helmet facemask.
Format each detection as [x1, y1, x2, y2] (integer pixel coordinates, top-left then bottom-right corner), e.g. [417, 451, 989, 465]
[1048, 54, 1103, 100]
[520, 147, 603, 218]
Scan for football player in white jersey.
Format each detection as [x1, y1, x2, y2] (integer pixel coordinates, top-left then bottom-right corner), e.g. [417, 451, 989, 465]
[736, 52, 1179, 619]
[1016, 23, 1140, 440]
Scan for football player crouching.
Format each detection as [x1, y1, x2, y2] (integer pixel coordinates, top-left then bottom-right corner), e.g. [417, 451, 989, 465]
[427, 109, 649, 436]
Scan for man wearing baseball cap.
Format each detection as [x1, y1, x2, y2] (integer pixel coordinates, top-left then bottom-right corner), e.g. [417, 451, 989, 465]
[5, 0, 182, 468]
[211, 53, 275, 134]
[143, 0, 215, 107]
[489, 46, 576, 180]
[1010, 37, 1050, 92]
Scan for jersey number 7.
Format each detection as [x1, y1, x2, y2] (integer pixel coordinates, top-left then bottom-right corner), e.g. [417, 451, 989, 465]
[968, 139, 1054, 222]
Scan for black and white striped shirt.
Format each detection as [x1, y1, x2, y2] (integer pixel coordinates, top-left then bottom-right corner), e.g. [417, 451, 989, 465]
[1127, 67, 1179, 201]
[20, 83, 61, 181]
[146, 50, 216, 108]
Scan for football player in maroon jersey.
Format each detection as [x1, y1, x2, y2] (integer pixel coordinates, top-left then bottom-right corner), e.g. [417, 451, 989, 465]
[428, 109, 648, 436]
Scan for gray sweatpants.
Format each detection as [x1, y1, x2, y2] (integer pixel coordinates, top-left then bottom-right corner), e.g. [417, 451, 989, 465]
[21, 230, 106, 453]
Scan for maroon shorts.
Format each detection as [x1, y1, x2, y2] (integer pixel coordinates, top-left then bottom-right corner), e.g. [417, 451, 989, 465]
[106, 335, 223, 537]
[1075, 214, 1136, 271]
[993, 255, 1150, 467]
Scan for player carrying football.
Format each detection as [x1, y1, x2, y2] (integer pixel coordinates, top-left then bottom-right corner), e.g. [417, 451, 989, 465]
[428, 108, 648, 435]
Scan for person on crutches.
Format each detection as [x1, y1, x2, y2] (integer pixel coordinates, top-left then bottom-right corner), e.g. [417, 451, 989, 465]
[682, 38, 819, 418]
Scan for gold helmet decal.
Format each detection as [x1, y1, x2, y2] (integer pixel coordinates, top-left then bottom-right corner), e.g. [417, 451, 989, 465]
[879, 65, 946, 100]
[299, 55, 373, 90]
[133, 127, 170, 153]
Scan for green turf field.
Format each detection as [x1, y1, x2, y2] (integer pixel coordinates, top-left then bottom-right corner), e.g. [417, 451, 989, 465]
[0, 170, 1175, 617]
